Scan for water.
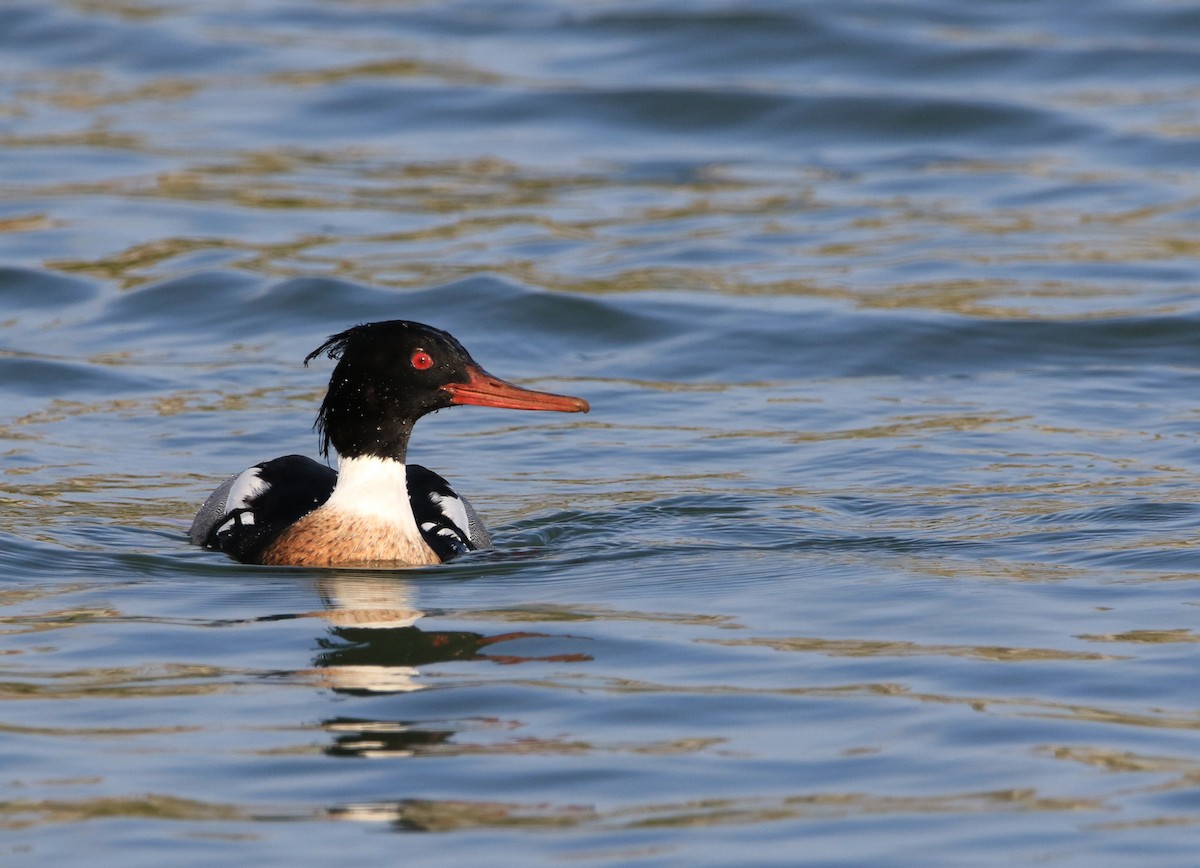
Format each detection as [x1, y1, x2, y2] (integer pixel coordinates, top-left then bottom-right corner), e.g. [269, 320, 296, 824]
[3, 0, 1200, 863]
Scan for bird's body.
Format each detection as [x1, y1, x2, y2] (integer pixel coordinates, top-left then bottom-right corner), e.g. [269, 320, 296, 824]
[189, 320, 587, 568]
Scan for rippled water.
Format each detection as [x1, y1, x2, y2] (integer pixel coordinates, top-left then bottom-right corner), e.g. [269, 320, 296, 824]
[4, 1, 1200, 864]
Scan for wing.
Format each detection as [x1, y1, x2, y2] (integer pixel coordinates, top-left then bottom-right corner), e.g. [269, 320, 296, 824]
[406, 464, 493, 562]
[190, 454, 337, 563]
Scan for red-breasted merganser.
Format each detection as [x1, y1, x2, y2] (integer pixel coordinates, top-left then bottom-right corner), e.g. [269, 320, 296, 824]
[189, 320, 589, 567]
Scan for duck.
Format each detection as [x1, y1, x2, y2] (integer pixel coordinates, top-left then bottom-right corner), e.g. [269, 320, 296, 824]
[188, 319, 589, 567]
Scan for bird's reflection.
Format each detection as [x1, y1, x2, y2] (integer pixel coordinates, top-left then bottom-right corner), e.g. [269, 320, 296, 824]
[301, 572, 590, 758]
[323, 716, 457, 758]
[310, 573, 589, 693]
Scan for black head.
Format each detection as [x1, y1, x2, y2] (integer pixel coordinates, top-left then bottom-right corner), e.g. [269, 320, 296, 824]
[305, 320, 588, 461]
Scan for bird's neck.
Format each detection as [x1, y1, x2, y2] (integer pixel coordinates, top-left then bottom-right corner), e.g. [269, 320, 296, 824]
[318, 383, 417, 461]
[326, 455, 411, 519]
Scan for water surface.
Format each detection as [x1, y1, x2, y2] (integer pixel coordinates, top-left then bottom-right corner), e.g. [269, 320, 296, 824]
[3, 1, 1200, 864]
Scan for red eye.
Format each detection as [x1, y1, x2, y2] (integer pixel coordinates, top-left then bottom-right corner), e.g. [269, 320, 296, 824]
[411, 351, 434, 370]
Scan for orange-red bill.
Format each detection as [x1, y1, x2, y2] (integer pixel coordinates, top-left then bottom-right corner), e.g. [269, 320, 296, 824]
[442, 365, 589, 413]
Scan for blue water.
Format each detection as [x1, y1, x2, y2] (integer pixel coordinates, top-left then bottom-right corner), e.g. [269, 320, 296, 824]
[3, 1, 1200, 864]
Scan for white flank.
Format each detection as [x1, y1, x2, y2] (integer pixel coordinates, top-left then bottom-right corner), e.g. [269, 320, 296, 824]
[428, 491, 470, 535]
[215, 511, 251, 535]
[224, 467, 268, 512]
[325, 455, 423, 543]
